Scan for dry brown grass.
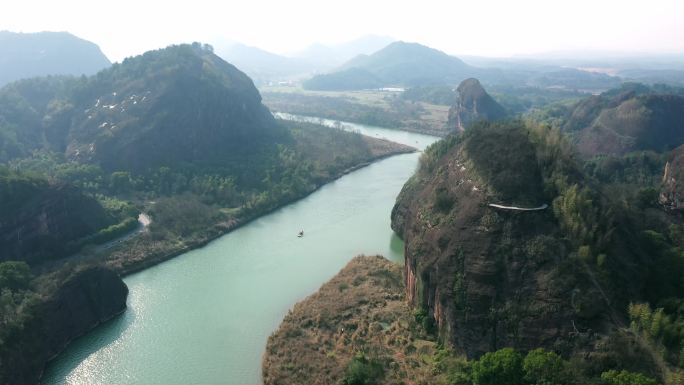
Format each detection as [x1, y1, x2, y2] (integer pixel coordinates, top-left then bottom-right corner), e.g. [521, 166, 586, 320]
[262, 255, 440, 385]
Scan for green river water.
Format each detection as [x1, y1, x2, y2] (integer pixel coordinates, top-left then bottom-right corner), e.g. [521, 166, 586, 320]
[41, 116, 439, 385]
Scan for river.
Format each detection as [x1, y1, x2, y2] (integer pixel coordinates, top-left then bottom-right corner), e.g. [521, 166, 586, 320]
[41, 116, 439, 385]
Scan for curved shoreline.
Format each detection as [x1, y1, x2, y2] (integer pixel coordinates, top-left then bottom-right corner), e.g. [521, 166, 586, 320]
[116, 146, 416, 277]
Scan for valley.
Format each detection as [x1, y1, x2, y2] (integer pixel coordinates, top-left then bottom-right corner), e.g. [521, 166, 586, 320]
[1, 12, 684, 385]
[39, 121, 438, 385]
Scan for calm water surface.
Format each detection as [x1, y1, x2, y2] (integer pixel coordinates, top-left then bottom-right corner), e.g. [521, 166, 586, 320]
[41, 116, 439, 385]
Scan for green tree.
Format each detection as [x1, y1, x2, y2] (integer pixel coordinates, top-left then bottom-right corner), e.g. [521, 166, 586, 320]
[600, 370, 658, 385]
[109, 171, 132, 193]
[636, 187, 659, 208]
[472, 348, 524, 385]
[523, 348, 567, 385]
[0, 261, 31, 291]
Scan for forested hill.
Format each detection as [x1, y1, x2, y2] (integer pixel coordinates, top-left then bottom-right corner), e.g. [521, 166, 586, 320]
[0, 43, 284, 171]
[0, 31, 110, 87]
[536, 83, 684, 157]
[303, 41, 476, 90]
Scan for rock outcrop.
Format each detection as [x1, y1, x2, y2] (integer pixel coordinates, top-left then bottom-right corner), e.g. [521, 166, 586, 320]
[660, 144, 684, 211]
[0, 267, 128, 385]
[391, 121, 627, 358]
[447, 78, 506, 132]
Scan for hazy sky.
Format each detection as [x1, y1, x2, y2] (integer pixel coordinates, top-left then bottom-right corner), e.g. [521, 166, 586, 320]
[2, 0, 683, 62]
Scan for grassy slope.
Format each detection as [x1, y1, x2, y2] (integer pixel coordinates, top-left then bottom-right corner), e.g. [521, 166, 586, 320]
[263, 255, 441, 385]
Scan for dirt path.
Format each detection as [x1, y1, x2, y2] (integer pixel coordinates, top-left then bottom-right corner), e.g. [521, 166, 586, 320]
[93, 213, 151, 253]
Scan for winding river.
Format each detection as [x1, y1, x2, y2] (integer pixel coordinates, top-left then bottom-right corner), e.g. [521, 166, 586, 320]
[41, 117, 439, 385]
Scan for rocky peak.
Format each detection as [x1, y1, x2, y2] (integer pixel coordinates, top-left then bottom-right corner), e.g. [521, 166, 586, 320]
[391, 121, 632, 359]
[447, 78, 506, 132]
[660, 144, 684, 211]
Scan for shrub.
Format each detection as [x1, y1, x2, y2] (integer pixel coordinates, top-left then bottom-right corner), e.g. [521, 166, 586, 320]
[434, 186, 455, 213]
[0, 261, 32, 290]
[342, 352, 384, 385]
[600, 370, 658, 385]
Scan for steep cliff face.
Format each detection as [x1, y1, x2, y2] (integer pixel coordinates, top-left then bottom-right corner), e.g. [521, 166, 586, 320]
[0, 267, 128, 385]
[391, 122, 629, 358]
[447, 78, 506, 132]
[0, 172, 114, 264]
[660, 144, 684, 211]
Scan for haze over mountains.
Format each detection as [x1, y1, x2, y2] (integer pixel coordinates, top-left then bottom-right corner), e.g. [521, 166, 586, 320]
[291, 35, 395, 68]
[2, 30, 683, 94]
[211, 35, 395, 84]
[206, 37, 683, 91]
[303, 41, 630, 91]
[0, 31, 111, 87]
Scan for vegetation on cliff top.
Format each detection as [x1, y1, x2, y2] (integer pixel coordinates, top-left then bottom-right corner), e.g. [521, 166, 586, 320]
[390, 118, 684, 383]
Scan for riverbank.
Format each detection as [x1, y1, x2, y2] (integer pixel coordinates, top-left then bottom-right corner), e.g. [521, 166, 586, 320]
[40, 123, 439, 385]
[76, 134, 415, 278]
[2, 124, 415, 385]
[261, 88, 450, 137]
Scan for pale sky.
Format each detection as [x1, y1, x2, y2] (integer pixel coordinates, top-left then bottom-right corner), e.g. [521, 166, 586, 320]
[2, 0, 683, 62]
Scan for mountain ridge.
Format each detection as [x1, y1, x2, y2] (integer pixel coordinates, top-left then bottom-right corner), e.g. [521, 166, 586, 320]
[304, 41, 477, 90]
[0, 31, 111, 87]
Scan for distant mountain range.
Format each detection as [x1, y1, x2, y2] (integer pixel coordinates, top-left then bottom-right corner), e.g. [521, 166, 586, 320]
[304, 41, 477, 90]
[0, 31, 111, 87]
[215, 39, 684, 89]
[211, 35, 395, 85]
[292, 35, 395, 68]
[303, 41, 626, 91]
[213, 43, 315, 84]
